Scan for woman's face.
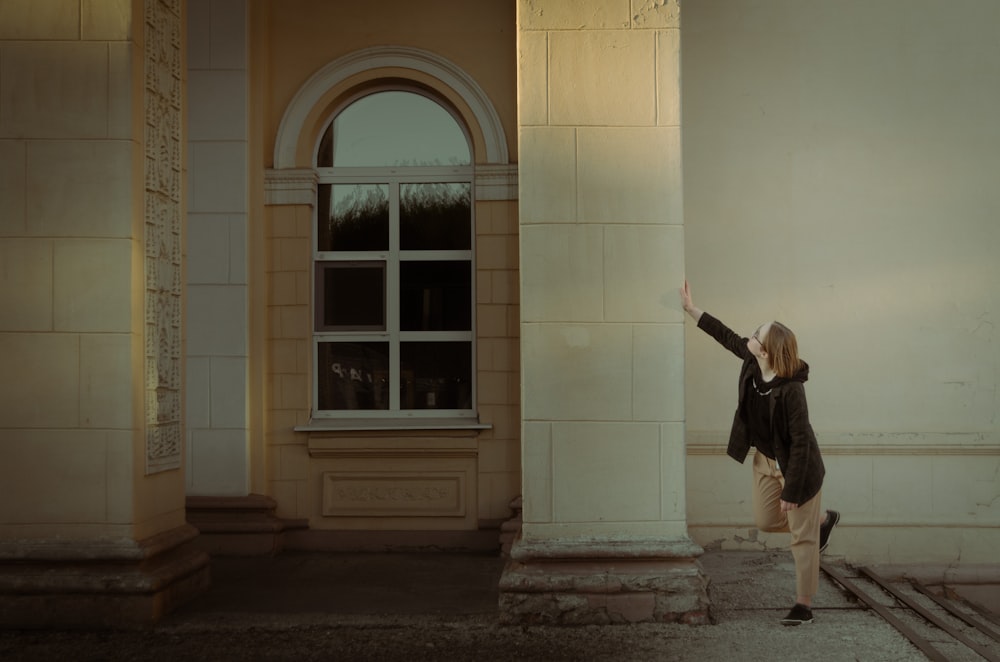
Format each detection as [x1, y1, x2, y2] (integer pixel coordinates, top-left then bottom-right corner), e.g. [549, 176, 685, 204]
[748, 322, 771, 358]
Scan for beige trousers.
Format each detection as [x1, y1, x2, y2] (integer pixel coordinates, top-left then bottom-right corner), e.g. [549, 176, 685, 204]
[752, 451, 822, 599]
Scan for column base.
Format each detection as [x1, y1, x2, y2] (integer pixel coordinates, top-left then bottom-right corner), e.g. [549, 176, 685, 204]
[499, 535, 711, 625]
[0, 524, 210, 629]
[499, 495, 523, 557]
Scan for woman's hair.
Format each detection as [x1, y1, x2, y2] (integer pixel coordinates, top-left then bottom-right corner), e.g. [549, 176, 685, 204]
[762, 321, 803, 378]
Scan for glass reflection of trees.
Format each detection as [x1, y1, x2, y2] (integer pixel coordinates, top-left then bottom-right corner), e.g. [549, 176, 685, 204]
[318, 184, 388, 252]
[314, 89, 475, 414]
[401, 183, 471, 251]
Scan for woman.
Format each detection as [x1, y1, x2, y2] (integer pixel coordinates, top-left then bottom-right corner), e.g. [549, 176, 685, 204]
[680, 280, 839, 626]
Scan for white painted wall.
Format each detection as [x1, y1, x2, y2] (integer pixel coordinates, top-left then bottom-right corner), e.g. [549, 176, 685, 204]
[682, 0, 1000, 564]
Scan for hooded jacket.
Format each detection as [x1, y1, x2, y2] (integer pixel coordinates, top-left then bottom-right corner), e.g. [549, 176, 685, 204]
[697, 312, 825, 505]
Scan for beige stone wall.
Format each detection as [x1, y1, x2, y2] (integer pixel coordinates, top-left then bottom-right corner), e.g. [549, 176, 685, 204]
[0, 0, 186, 542]
[261, 0, 517, 166]
[264, 201, 312, 518]
[262, 197, 521, 529]
[472, 198, 521, 522]
[9, 0, 991, 568]
[256, 1, 520, 534]
[681, 1, 1000, 564]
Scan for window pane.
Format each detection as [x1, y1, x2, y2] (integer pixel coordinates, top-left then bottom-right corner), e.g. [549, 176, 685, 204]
[320, 91, 471, 168]
[400, 183, 471, 250]
[316, 261, 385, 331]
[318, 342, 389, 410]
[318, 184, 388, 251]
[400, 342, 472, 410]
[400, 261, 471, 331]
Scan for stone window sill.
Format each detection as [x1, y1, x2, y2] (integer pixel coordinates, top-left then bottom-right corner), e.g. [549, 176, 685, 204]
[299, 418, 490, 458]
[295, 417, 492, 433]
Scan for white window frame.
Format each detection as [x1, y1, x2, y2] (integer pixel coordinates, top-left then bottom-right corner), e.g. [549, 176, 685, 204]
[312, 164, 477, 420]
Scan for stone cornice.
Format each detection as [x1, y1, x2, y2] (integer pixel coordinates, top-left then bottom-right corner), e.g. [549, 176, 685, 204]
[475, 163, 518, 201]
[265, 166, 516, 205]
[264, 168, 318, 206]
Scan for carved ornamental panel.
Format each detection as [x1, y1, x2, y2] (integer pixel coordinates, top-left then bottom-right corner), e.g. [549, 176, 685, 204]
[144, 0, 183, 473]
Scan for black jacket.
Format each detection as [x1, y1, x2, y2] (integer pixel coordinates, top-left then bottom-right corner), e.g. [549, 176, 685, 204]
[697, 312, 825, 505]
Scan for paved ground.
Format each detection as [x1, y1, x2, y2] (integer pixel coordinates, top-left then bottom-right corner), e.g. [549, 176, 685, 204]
[1, 550, 995, 661]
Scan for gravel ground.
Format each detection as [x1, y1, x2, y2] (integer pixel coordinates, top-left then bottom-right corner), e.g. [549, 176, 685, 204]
[0, 611, 928, 662]
[0, 550, 974, 661]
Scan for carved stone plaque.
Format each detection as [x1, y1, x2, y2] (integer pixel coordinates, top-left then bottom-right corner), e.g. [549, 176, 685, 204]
[322, 473, 466, 517]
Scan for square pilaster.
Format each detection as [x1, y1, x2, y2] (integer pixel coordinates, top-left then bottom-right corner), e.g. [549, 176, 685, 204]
[505, 0, 704, 624]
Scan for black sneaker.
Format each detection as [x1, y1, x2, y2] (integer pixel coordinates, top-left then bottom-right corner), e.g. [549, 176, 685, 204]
[819, 510, 840, 553]
[781, 603, 814, 626]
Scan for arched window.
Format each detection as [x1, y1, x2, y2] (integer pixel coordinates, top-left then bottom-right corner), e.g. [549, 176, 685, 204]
[313, 90, 475, 417]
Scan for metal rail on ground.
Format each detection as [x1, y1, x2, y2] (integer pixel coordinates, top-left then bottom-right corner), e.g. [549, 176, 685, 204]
[822, 562, 1000, 662]
[909, 579, 1000, 646]
[820, 562, 949, 662]
[858, 567, 1000, 662]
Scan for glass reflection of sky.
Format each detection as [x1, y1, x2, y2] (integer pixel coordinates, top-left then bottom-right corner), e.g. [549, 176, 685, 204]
[332, 91, 471, 167]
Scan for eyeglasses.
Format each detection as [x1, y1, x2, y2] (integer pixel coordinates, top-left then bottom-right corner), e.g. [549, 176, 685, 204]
[752, 328, 764, 345]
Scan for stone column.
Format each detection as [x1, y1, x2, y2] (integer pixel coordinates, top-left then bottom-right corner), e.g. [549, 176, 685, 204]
[0, 0, 208, 627]
[500, 0, 708, 624]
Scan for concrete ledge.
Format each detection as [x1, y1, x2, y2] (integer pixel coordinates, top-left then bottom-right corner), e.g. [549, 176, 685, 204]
[0, 523, 200, 562]
[186, 495, 308, 556]
[499, 558, 709, 625]
[0, 566, 209, 630]
[0, 525, 210, 629]
[499, 536, 710, 625]
[188, 496, 503, 554]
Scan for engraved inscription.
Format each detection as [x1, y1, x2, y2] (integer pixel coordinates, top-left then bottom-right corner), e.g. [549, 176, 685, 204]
[322, 474, 465, 517]
[336, 485, 452, 503]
